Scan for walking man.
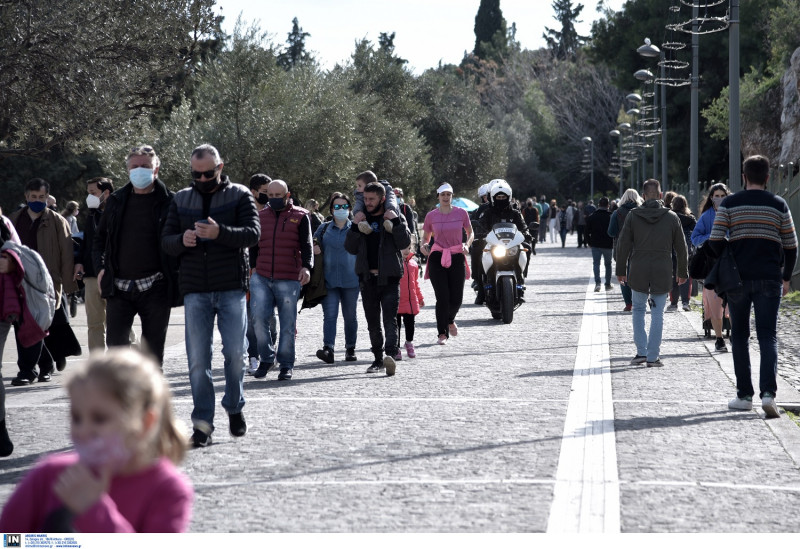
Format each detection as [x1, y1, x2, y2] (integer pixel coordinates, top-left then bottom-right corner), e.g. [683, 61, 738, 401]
[616, 179, 688, 367]
[585, 197, 614, 292]
[162, 144, 260, 447]
[710, 155, 797, 417]
[345, 182, 411, 375]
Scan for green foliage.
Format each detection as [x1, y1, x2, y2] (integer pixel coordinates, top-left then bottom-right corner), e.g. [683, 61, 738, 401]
[277, 17, 313, 70]
[474, 0, 509, 63]
[768, 0, 800, 73]
[543, 0, 589, 61]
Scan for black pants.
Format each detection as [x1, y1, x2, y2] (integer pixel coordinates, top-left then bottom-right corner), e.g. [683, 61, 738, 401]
[13, 331, 43, 380]
[470, 242, 485, 297]
[427, 251, 465, 338]
[360, 275, 400, 358]
[106, 279, 171, 365]
[396, 313, 415, 342]
[576, 225, 586, 247]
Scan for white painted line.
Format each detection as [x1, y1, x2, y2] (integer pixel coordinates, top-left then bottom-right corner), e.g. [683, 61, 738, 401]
[547, 283, 620, 533]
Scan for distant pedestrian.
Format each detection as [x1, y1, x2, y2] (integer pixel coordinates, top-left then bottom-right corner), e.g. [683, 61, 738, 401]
[585, 197, 614, 292]
[538, 196, 549, 243]
[547, 199, 559, 243]
[710, 155, 797, 418]
[668, 195, 696, 312]
[616, 179, 688, 367]
[575, 201, 587, 247]
[61, 201, 80, 235]
[557, 204, 568, 247]
[608, 189, 643, 312]
[396, 243, 424, 360]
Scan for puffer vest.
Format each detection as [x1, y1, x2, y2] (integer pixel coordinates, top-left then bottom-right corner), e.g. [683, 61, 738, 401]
[256, 204, 308, 280]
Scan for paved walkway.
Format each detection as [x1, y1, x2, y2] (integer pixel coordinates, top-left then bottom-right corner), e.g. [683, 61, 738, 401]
[2, 232, 800, 532]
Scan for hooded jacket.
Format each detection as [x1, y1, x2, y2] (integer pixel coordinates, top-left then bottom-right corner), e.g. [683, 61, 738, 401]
[615, 198, 688, 294]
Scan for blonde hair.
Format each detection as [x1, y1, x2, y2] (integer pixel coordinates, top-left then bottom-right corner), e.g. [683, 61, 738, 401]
[67, 349, 186, 464]
[620, 188, 643, 206]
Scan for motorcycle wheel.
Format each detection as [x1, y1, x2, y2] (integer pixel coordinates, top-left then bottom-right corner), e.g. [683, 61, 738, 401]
[500, 277, 514, 324]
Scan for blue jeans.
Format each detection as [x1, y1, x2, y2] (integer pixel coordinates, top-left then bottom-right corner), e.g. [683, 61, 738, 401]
[184, 290, 247, 432]
[246, 299, 276, 359]
[250, 274, 300, 369]
[631, 290, 667, 362]
[591, 247, 612, 285]
[726, 279, 782, 399]
[321, 286, 359, 350]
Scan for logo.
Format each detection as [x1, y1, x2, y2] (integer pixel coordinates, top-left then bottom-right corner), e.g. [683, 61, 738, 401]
[3, 534, 21, 547]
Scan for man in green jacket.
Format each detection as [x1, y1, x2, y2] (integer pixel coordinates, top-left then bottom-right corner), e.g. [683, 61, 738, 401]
[616, 179, 688, 367]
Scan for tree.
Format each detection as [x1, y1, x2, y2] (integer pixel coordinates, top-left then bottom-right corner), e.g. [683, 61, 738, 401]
[0, 0, 221, 159]
[543, 0, 589, 61]
[473, 0, 509, 63]
[277, 17, 313, 70]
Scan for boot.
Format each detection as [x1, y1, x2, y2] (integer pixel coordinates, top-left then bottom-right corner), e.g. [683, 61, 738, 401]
[315, 346, 334, 364]
[345, 347, 357, 361]
[0, 420, 13, 457]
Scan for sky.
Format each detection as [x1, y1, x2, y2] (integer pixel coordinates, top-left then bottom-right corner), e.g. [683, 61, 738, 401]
[214, 0, 626, 74]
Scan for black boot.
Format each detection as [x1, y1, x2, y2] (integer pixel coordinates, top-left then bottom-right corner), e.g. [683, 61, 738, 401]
[0, 420, 13, 457]
[345, 347, 357, 361]
[316, 346, 334, 364]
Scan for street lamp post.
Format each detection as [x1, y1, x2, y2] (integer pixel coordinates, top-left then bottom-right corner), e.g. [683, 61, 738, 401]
[582, 136, 594, 201]
[730, 0, 741, 192]
[690, 3, 700, 214]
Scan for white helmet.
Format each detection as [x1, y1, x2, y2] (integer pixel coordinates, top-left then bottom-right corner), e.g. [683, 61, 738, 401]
[489, 179, 512, 202]
[478, 184, 489, 197]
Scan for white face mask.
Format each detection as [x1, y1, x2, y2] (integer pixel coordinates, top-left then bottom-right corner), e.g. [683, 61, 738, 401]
[712, 196, 724, 208]
[86, 194, 101, 209]
[129, 167, 155, 189]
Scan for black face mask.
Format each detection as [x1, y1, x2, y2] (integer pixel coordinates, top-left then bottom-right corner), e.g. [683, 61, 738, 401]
[256, 192, 269, 205]
[493, 199, 509, 211]
[194, 178, 220, 194]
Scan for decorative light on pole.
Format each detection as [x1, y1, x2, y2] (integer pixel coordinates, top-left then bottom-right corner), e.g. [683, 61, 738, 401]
[609, 129, 622, 198]
[582, 136, 594, 201]
[637, 37, 669, 190]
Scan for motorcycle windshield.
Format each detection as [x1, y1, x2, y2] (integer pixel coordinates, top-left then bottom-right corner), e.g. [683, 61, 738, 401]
[491, 223, 517, 239]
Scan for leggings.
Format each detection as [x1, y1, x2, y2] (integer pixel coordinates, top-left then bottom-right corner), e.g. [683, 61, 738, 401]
[427, 251, 466, 338]
[396, 313, 416, 342]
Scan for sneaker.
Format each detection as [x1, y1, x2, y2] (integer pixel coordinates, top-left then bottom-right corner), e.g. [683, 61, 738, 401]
[728, 396, 753, 411]
[646, 359, 663, 367]
[190, 429, 212, 448]
[366, 359, 384, 373]
[229, 412, 247, 437]
[10, 375, 35, 387]
[667, 303, 678, 310]
[437, 335, 448, 345]
[405, 341, 416, 358]
[357, 221, 373, 234]
[383, 219, 394, 232]
[277, 368, 292, 381]
[345, 347, 357, 361]
[594, 284, 601, 292]
[253, 362, 273, 379]
[246, 357, 259, 376]
[0, 420, 13, 457]
[623, 304, 632, 312]
[448, 323, 458, 337]
[630, 355, 647, 365]
[715, 337, 728, 353]
[37, 372, 52, 383]
[393, 349, 402, 361]
[762, 393, 780, 418]
[682, 304, 691, 311]
[384, 355, 396, 376]
[605, 283, 613, 291]
[316, 346, 334, 364]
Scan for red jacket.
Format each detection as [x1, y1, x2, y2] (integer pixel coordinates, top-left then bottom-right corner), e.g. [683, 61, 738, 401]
[398, 255, 424, 315]
[256, 204, 312, 280]
[0, 250, 47, 347]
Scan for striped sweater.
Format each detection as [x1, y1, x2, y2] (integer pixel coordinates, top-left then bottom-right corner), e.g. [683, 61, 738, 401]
[709, 189, 797, 281]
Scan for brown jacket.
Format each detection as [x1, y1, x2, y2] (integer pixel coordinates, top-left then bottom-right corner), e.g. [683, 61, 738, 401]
[10, 207, 76, 304]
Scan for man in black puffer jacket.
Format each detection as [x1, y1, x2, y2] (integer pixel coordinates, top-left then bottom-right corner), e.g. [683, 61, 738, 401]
[585, 196, 614, 292]
[162, 144, 260, 448]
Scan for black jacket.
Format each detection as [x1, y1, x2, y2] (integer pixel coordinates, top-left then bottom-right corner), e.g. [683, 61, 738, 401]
[585, 209, 613, 249]
[78, 208, 103, 278]
[474, 204, 532, 244]
[344, 215, 411, 285]
[161, 177, 260, 295]
[93, 179, 181, 306]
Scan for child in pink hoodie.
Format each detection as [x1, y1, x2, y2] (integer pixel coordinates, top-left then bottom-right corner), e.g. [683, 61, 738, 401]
[395, 244, 424, 359]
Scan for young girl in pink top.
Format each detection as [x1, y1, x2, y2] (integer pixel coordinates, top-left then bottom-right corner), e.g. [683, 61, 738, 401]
[396, 243, 425, 360]
[421, 183, 474, 345]
[0, 349, 193, 532]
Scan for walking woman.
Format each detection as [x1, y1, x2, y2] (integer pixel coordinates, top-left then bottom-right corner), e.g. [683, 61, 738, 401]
[608, 188, 643, 312]
[691, 182, 731, 352]
[314, 192, 360, 363]
[421, 183, 474, 345]
[547, 198, 559, 243]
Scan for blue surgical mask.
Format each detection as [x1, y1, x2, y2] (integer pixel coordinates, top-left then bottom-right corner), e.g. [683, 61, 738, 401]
[269, 197, 286, 211]
[27, 201, 46, 213]
[333, 209, 349, 221]
[129, 167, 155, 189]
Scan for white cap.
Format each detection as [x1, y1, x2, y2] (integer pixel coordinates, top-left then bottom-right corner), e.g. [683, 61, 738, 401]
[478, 184, 489, 197]
[437, 183, 454, 194]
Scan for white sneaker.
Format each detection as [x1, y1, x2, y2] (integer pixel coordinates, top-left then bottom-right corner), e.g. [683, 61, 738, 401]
[246, 357, 259, 376]
[762, 395, 780, 418]
[728, 396, 753, 411]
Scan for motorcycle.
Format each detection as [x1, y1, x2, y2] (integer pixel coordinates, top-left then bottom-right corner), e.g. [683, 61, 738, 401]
[481, 222, 529, 324]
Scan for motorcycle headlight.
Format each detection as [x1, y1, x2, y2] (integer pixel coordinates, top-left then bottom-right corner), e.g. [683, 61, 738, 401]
[492, 246, 506, 258]
[507, 245, 519, 257]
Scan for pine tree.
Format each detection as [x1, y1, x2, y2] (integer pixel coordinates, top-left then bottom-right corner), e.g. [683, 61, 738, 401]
[543, 0, 588, 60]
[277, 17, 311, 70]
[473, 0, 508, 62]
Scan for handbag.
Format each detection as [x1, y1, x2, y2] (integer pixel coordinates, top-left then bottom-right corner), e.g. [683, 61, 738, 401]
[703, 243, 742, 297]
[688, 243, 715, 280]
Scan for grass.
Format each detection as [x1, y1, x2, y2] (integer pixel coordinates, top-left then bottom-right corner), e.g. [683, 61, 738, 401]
[783, 291, 800, 307]
[785, 408, 800, 429]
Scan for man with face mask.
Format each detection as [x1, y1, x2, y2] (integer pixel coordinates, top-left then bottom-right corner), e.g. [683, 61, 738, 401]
[248, 179, 313, 382]
[93, 145, 180, 366]
[475, 180, 533, 281]
[162, 144, 260, 448]
[8, 179, 76, 385]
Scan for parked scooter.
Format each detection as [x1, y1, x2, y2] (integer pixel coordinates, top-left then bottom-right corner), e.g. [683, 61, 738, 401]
[481, 222, 528, 323]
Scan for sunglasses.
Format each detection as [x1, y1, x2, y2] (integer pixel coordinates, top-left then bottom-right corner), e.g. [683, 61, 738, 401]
[191, 165, 221, 180]
[332, 204, 350, 210]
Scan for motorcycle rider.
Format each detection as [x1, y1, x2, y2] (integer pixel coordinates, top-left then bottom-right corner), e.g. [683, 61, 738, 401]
[470, 184, 491, 304]
[475, 180, 533, 295]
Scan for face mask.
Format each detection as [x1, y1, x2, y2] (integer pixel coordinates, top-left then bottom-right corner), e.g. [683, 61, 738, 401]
[256, 192, 269, 205]
[493, 199, 508, 210]
[712, 196, 724, 208]
[129, 167, 155, 189]
[269, 197, 286, 211]
[194, 178, 219, 194]
[27, 201, 47, 213]
[86, 194, 101, 209]
[333, 209, 349, 221]
[74, 433, 132, 472]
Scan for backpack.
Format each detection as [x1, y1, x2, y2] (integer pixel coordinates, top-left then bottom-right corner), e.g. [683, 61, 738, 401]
[1, 241, 56, 331]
